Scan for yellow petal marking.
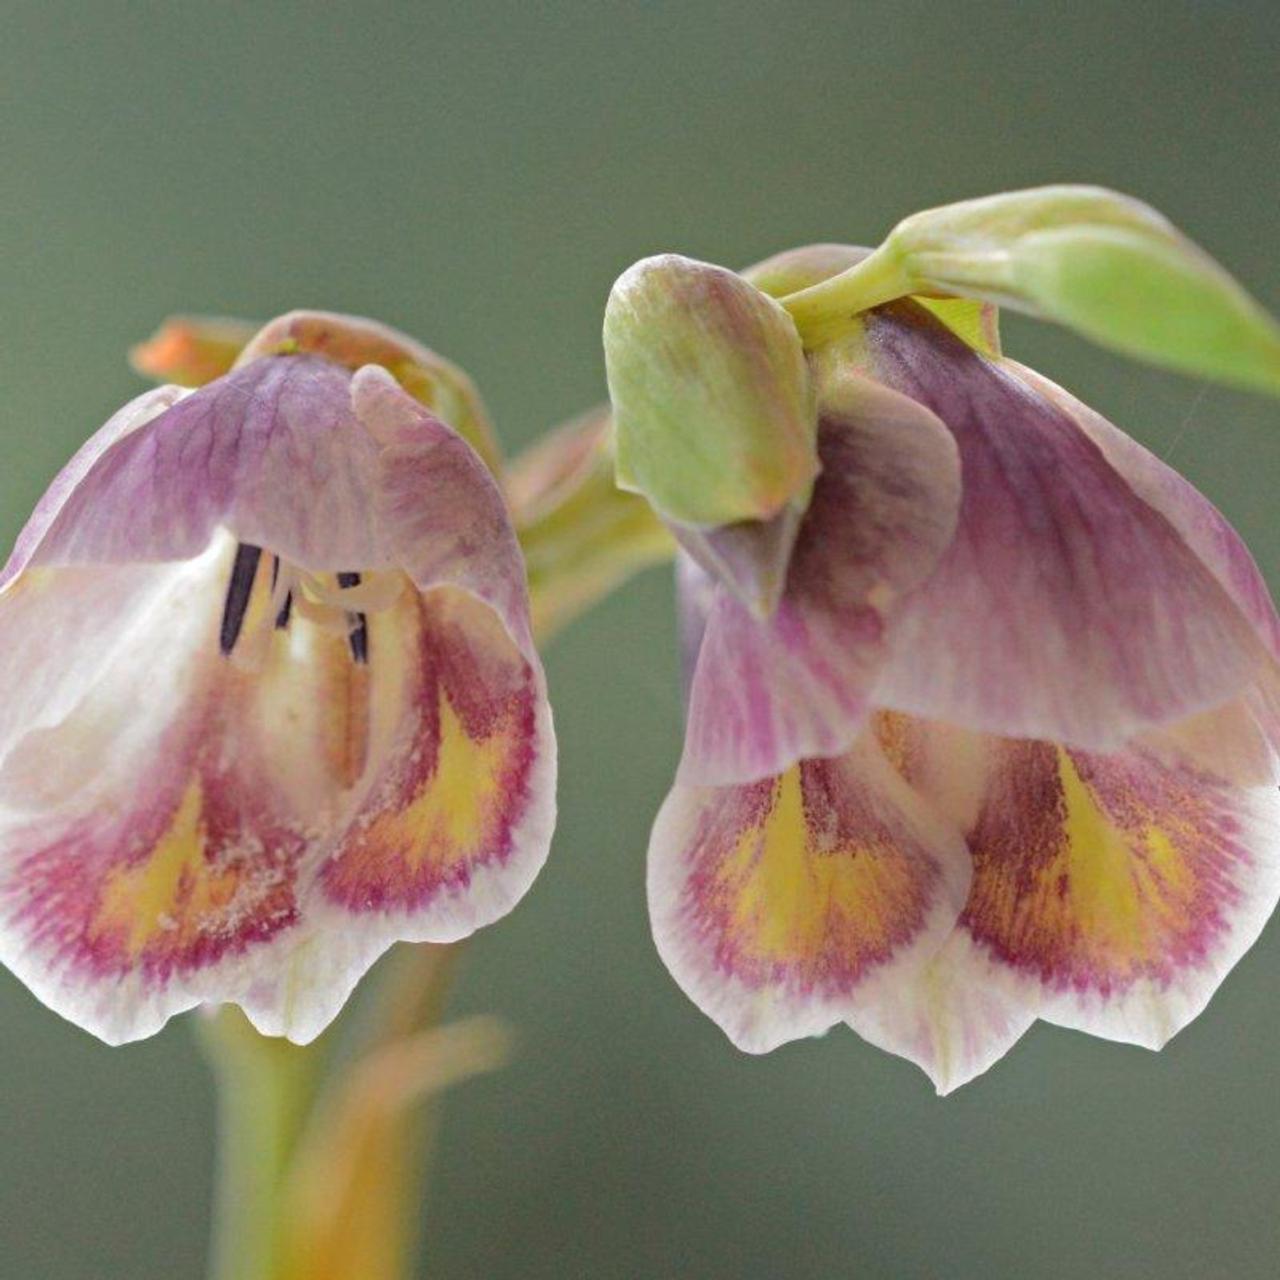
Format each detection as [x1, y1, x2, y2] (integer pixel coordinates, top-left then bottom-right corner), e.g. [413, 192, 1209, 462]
[980, 750, 1197, 976]
[717, 765, 913, 970]
[355, 689, 510, 872]
[93, 779, 237, 957]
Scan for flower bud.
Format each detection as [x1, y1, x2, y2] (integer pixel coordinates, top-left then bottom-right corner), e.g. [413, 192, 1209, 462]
[785, 186, 1280, 396]
[604, 254, 818, 527]
[130, 315, 259, 386]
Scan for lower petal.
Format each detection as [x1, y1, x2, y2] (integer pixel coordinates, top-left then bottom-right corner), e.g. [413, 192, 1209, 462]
[312, 586, 555, 967]
[649, 736, 970, 1053]
[853, 930, 1038, 1095]
[960, 737, 1280, 1049]
[0, 542, 320, 1043]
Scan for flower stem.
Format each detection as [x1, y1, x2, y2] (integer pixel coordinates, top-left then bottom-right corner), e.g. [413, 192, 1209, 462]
[780, 244, 910, 345]
[199, 1008, 320, 1280]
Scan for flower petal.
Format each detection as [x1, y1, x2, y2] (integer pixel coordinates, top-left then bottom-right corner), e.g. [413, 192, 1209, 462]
[853, 929, 1038, 1095]
[957, 735, 1280, 1051]
[302, 585, 555, 1036]
[679, 373, 959, 786]
[1, 384, 187, 588]
[869, 304, 1268, 748]
[19, 356, 386, 573]
[349, 365, 538, 659]
[1008, 359, 1280, 663]
[648, 735, 970, 1054]
[14, 360, 538, 660]
[0, 548, 554, 1044]
[0, 539, 319, 1043]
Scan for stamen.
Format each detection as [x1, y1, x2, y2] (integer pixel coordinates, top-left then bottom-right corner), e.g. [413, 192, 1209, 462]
[338, 573, 369, 663]
[220, 544, 263, 655]
[349, 614, 369, 664]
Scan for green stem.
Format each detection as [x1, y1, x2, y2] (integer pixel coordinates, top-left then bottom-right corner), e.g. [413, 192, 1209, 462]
[780, 243, 910, 345]
[199, 1009, 320, 1280]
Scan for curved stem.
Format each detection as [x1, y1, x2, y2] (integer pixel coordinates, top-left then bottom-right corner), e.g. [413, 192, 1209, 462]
[780, 244, 909, 345]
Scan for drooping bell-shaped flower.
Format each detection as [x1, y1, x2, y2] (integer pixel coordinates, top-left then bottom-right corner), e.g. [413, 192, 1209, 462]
[611, 206, 1280, 1092]
[0, 312, 556, 1045]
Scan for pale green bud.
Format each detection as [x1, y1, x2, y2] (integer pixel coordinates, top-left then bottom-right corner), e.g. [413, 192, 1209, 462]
[784, 186, 1280, 396]
[604, 254, 818, 527]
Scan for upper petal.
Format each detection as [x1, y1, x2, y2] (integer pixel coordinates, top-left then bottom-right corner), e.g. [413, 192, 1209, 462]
[17, 356, 386, 572]
[12, 359, 539, 664]
[679, 373, 960, 786]
[350, 365, 537, 659]
[1, 384, 187, 589]
[868, 303, 1268, 749]
[1008, 359, 1280, 663]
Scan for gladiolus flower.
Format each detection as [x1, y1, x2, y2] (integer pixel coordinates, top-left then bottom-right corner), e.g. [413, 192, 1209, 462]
[617, 246, 1280, 1092]
[0, 315, 556, 1044]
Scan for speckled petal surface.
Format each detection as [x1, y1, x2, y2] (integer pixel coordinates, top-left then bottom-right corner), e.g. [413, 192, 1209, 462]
[961, 736, 1280, 1049]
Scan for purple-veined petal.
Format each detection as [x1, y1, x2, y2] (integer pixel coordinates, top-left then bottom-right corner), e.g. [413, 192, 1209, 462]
[1, 384, 187, 589]
[679, 373, 960, 786]
[1008, 359, 1280, 663]
[350, 366, 537, 660]
[17, 356, 386, 573]
[868, 303, 1268, 749]
[13, 359, 539, 663]
[649, 734, 970, 1055]
[959, 735, 1280, 1050]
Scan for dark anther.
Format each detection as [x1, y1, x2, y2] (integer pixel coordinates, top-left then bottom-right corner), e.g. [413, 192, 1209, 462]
[337, 573, 367, 662]
[349, 614, 369, 664]
[220, 543, 264, 654]
[275, 591, 293, 630]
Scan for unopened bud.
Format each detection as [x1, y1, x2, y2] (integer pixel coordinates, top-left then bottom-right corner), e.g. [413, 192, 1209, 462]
[604, 255, 818, 527]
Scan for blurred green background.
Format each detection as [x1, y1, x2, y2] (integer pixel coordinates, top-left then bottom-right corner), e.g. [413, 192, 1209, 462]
[2, 2, 1279, 1277]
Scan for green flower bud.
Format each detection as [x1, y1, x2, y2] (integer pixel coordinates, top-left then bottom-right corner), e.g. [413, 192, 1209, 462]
[604, 254, 818, 527]
[784, 186, 1280, 396]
